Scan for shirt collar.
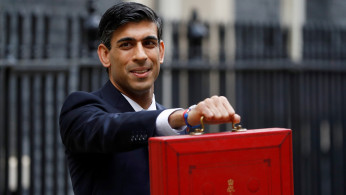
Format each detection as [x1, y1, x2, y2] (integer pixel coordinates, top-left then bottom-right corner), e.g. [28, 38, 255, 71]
[121, 94, 157, 111]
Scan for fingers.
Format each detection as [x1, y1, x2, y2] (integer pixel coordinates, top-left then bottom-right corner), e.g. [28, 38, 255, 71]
[200, 96, 232, 120]
[233, 114, 241, 124]
[189, 96, 240, 125]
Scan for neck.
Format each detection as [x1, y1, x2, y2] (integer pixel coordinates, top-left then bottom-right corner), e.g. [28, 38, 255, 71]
[110, 80, 154, 109]
[128, 91, 153, 109]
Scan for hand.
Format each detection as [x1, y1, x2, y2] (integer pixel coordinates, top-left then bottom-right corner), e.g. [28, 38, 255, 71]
[187, 96, 241, 126]
[168, 96, 241, 129]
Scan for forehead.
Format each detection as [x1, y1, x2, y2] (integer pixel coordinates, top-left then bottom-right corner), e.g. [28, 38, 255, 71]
[111, 21, 158, 41]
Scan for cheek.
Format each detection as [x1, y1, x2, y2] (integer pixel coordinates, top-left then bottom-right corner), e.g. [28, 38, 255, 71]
[113, 65, 127, 79]
[156, 64, 160, 75]
[109, 62, 124, 81]
[110, 55, 128, 74]
[152, 65, 160, 81]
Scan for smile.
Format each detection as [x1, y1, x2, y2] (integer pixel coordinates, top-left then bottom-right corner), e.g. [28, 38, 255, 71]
[132, 69, 149, 74]
[130, 68, 151, 78]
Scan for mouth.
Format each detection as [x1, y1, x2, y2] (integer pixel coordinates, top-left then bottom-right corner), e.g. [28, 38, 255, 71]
[130, 68, 151, 78]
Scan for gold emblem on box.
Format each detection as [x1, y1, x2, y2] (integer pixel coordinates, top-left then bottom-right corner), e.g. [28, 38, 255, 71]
[227, 178, 235, 194]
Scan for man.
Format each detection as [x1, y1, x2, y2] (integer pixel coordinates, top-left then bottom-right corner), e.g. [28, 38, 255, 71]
[59, 2, 240, 195]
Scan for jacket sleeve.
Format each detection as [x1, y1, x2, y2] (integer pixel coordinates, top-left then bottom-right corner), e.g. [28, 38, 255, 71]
[59, 91, 163, 154]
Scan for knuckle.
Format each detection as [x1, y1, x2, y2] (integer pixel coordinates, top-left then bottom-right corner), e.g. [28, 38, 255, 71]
[211, 95, 218, 100]
[220, 96, 227, 101]
[223, 112, 230, 117]
[198, 101, 206, 107]
[203, 98, 211, 104]
[228, 110, 235, 116]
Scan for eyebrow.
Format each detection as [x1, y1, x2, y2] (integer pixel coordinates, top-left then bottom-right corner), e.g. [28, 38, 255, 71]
[116, 36, 158, 43]
[143, 36, 158, 41]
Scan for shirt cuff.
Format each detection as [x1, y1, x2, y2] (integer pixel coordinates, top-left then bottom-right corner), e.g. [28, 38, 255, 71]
[156, 108, 186, 136]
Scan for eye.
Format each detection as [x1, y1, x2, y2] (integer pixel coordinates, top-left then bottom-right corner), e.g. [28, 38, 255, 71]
[143, 40, 157, 48]
[119, 42, 133, 49]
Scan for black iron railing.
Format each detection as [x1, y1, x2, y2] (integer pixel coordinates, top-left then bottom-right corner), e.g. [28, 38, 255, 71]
[1, 9, 346, 195]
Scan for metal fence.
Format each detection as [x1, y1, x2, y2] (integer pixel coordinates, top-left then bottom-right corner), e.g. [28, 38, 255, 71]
[1, 9, 346, 195]
[1, 61, 345, 195]
[0, 64, 72, 195]
[235, 63, 346, 195]
[0, 8, 90, 61]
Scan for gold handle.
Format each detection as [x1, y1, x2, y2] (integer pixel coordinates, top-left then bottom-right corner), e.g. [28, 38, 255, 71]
[189, 116, 247, 135]
[189, 116, 205, 135]
[232, 123, 247, 132]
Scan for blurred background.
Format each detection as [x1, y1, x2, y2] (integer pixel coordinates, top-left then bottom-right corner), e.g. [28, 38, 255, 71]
[0, 0, 346, 194]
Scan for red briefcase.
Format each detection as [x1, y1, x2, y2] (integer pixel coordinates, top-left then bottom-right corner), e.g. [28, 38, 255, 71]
[149, 128, 294, 195]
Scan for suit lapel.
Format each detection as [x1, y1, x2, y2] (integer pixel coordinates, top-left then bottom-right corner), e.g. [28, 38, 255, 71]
[99, 80, 135, 112]
[155, 103, 165, 110]
[99, 80, 166, 112]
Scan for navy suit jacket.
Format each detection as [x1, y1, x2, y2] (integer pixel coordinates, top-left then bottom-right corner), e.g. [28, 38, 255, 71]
[59, 80, 165, 195]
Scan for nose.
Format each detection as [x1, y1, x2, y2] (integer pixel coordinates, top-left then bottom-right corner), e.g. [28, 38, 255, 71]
[133, 43, 148, 62]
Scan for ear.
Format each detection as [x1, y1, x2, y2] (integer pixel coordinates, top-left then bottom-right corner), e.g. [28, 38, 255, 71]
[97, 44, 111, 68]
[159, 40, 165, 64]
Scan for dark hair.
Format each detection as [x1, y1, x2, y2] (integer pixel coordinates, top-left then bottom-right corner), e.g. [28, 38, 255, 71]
[98, 2, 163, 50]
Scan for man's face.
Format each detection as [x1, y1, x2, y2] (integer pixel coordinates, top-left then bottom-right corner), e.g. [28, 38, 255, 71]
[99, 21, 164, 97]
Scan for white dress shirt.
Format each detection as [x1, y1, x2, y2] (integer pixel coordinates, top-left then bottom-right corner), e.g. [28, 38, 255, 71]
[122, 94, 185, 136]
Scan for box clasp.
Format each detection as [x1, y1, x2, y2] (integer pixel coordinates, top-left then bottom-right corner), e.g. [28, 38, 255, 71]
[232, 123, 247, 132]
